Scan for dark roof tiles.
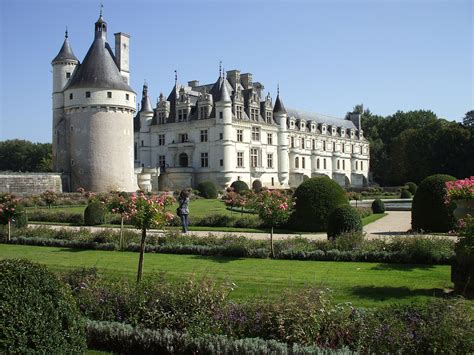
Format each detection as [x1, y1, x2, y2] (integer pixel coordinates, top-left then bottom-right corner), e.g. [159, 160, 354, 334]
[52, 38, 79, 64]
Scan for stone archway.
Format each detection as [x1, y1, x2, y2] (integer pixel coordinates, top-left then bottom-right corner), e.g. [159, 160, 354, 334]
[179, 153, 188, 167]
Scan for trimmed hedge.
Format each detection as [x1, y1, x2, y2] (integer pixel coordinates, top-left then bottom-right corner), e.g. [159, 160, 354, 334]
[0, 259, 86, 353]
[290, 176, 348, 231]
[412, 174, 457, 232]
[327, 205, 363, 239]
[371, 198, 385, 214]
[27, 209, 84, 224]
[230, 180, 250, 194]
[400, 189, 412, 198]
[84, 201, 106, 226]
[405, 182, 418, 195]
[197, 181, 218, 199]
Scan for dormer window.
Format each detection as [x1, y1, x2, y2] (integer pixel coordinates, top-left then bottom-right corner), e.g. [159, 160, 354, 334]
[332, 127, 336, 135]
[235, 105, 243, 119]
[199, 106, 208, 119]
[158, 112, 166, 124]
[266, 111, 272, 123]
[322, 125, 327, 134]
[341, 129, 346, 137]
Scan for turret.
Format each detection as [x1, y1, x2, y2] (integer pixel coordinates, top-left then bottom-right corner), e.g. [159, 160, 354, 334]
[273, 88, 289, 186]
[138, 83, 153, 167]
[215, 75, 233, 185]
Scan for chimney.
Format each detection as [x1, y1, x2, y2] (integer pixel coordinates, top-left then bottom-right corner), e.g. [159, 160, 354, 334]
[188, 80, 199, 88]
[114, 32, 130, 84]
[240, 73, 253, 89]
[226, 70, 240, 88]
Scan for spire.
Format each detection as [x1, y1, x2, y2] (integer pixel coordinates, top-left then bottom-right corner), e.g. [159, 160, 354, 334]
[217, 78, 231, 102]
[140, 83, 153, 113]
[273, 85, 287, 114]
[51, 32, 79, 64]
[95, 5, 107, 40]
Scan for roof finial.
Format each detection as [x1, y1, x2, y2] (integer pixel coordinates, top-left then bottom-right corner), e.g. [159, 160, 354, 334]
[65, 26, 68, 39]
[277, 84, 280, 96]
[144, 79, 147, 86]
[222, 67, 225, 80]
[174, 70, 178, 86]
[99, 3, 103, 17]
[219, 61, 222, 78]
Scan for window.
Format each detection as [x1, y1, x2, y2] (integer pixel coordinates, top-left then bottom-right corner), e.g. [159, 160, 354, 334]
[337, 160, 340, 170]
[342, 160, 345, 170]
[323, 158, 327, 169]
[134, 142, 138, 160]
[158, 155, 165, 168]
[71, 159, 75, 166]
[317, 158, 320, 169]
[141, 140, 144, 147]
[158, 134, 165, 146]
[352, 144, 354, 154]
[126, 93, 129, 100]
[201, 153, 209, 168]
[179, 153, 188, 167]
[356, 161, 358, 170]
[267, 133, 273, 145]
[178, 109, 188, 121]
[301, 138, 305, 149]
[267, 153, 273, 168]
[266, 111, 272, 123]
[85, 91, 91, 98]
[219, 133, 223, 140]
[295, 157, 299, 169]
[237, 129, 243, 142]
[290, 136, 295, 148]
[271, 177, 274, 186]
[199, 106, 208, 119]
[312, 139, 315, 150]
[220, 159, 223, 167]
[219, 111, 223, 119]
[361, 161, 363, 170]
[333, 142, 336, 151]
[251, 126, 260, 141]
[342, 144, 345, 153]
[250, 108, 259, 120]
[250, 148, 259, 168]
[237, 152, 244, 167]
[66, 72, 71, 79]
[107, 91, 112, 98]
[236, 105, 243, 119]
[200, 130, 208, 142]
[69, 93, 73, 100]
[158, 112, 166, 124]
[323, 141, 326, 151]
[302, 157, 305, 169]
[179, 133, 188, 143]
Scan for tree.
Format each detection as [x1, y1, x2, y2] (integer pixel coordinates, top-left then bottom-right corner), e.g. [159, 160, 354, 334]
[41, 190, 58, 208]
[0, 140, 52, 172]
[250, 190, 293, 258]
[125, 193, 175, 282]
[463, 110, 474, 128]
[108, 192, 129, 250]
[0, 193, 21, 240]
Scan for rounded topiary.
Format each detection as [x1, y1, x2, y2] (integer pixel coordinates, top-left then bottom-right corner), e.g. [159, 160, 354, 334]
[0, 259, 86, 353]
[412, 174, 457, 232]
[290, 176, 349, 232]
[197, 181, 218, 199]
[400, 189, 412, 199]
[252, 180, 263, 192]
[371, 198, 385, 214]
[327, 205, 363, 239]
[84, 201, 106, 226]
[230, 180, 250, 194]
[405, 182, 418, 195]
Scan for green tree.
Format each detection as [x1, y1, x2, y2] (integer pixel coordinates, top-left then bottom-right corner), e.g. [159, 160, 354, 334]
[0, 140, 52, 172]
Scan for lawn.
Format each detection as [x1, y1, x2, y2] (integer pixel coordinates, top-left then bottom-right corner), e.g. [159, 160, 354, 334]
[0, 244, 454, 308]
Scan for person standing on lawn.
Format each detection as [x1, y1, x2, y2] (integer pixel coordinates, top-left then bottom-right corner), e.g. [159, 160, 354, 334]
[178, 189, 190, 233]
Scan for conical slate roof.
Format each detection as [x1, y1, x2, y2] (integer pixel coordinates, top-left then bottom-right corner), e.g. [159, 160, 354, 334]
[52, 38, 79, 64]
[65, 36, 133, 91]
[273, 94, 287, 114]
[140, 84, 153, 112]
[217, 77, 231, 102]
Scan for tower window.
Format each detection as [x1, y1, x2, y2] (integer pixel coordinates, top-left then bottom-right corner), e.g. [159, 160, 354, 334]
[219, 133, 223, 140]
[317, 158, 320, 169]
[324, 158, 327, 169]
[85, 91, 91, 98]
[69, 93, 73, 100]
[295, 157, 299, 169]
[70, 159, 75, 166]
[107, 92, 112, 98]
[220, 159, 223, 167]
[126, 93, 130, 100]
[141, 140, 144, 147]
[219, 112, 223, 119]
[66, 72, 71, 79]
[302, 157, 305, 169]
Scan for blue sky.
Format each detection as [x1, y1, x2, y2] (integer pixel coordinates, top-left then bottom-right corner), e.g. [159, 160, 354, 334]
[0, 0, 472, 143]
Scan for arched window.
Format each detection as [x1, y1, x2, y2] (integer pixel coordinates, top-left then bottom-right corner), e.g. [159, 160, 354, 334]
[179, 153, 188, 167]
[295, 157, 299, 169]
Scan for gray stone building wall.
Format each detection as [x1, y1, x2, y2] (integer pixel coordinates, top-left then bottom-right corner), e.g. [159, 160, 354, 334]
[0, 173, 63, 195]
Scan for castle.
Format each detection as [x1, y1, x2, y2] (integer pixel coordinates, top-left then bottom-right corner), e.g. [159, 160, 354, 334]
[52, 14, 369, 192]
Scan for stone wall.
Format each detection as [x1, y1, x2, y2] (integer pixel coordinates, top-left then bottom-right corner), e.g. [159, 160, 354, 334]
[0, 173, 63, 195]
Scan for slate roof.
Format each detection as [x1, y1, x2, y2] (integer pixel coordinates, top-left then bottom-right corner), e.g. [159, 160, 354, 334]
[273, 94, 286, 114]
[286, 108, 357, 130]
[64, 36, 133, 92]
[52, 38, 79, 64]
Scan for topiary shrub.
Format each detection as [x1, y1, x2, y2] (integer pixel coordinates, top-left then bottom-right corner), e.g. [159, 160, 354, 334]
[290, 176, 348, 232]
[400, 189, 412, 199]
[230, 180, 250, 194]
[327, 205, 363, 239]
[371, 198, 385, 214]
[84, 201, 106, 226]
[196, 181, 218, 199]
[0, 259, 86, 353]
[412, 174, 457, 232]
[405, 182, 418, 195]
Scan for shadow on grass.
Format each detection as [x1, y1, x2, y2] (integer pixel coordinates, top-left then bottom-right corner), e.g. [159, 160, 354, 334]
[349, 285, 446, 301]
[371, 263, 436, 271]
[188, 254, 244, 264]
[52, 248, 93, 253]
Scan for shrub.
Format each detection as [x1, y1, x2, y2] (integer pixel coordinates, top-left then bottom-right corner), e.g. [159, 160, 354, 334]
[355, 207, 372, 219]
[290, 176, 348, 232]
[327, 205, 363, 239]
[230, 180, 250, 194]
[331, 231, 365, 251]
[197, 181, 218, 199]
[400, 189, 412, 198]
[84, 201, 106, 226]
[0, 259, 86, 353]
[27, 209, 84, 224]
[412, 174, 457, 232]
[371, 198, 385, 214]
[405, 182, 418, 195]
[12, 207, 28, 228]
[452, 216, 474, 293]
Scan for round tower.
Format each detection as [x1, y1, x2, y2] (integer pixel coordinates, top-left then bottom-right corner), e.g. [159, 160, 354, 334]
[138, 83, 154, 167]
[62, 14, 137, 192]
[215, 76, 234, 186]
[51, 30, 79, 175]
[273, 90, 289, 186]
